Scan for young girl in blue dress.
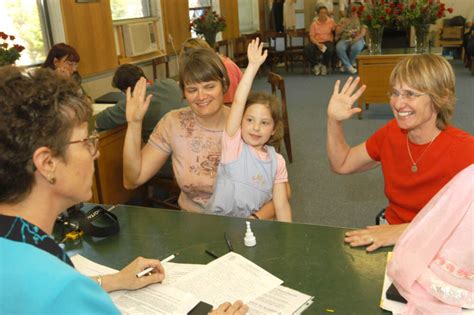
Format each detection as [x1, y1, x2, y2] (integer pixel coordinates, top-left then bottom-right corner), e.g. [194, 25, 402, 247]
[206, 39, 292, 222]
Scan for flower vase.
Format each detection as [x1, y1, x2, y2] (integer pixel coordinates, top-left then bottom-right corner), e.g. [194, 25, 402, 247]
[367, 27, 384, 55]
[414, 25, 429, 53]
[202, 32, 217, 48]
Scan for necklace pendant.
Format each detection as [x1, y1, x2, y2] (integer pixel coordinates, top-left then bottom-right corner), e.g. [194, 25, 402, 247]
[411, 164, 418, 173]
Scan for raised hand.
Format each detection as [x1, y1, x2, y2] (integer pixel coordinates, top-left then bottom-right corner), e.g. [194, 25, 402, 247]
[327, 77, 366, 122]
[126, 77, 152, 124]
[247, 38, 267, 68]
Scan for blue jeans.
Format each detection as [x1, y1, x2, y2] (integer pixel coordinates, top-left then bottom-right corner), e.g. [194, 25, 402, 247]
[336, 38, 365, 70]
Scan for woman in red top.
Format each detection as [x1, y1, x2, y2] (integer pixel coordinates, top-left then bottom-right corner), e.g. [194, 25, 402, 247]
[326, 54, 474, 252]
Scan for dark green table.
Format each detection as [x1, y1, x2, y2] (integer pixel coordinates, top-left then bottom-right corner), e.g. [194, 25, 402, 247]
[62, 205, 391, 314]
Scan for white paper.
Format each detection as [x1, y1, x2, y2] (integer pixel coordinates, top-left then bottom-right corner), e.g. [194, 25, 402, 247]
[161, 262, 205, 285]
[109, 285, 198, 315]
[248, 285, 314, 315]
[172, 252, 284, 307]
[71, 255, 199, 315]
[93, 103, 115, 115]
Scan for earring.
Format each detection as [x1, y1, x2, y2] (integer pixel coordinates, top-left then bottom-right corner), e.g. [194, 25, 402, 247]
[47, 173, 56, 184]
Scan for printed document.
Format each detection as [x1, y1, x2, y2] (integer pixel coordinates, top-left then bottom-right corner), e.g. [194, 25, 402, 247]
[171, 252, 283, 307]
[71, 255, 199, 315]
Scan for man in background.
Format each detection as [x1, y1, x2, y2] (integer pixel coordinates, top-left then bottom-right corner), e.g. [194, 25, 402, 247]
[95, 64, 185, 143]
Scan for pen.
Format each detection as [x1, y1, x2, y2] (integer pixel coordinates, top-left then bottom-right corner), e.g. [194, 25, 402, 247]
[224, 233, 233, 252]
[205, 249, 219, 259]
[107, 204, 117, 212]
[136, 254, 176, 278]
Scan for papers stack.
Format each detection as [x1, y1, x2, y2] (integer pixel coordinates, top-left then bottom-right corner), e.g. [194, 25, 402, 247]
[72, 252, 314, 314]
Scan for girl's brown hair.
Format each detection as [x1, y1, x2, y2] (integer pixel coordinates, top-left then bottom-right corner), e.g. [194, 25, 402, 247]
[245, 92, 284, 151]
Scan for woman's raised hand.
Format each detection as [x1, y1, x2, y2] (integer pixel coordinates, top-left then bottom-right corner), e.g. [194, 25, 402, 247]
[126, 77, 152, 124]
[247, 38, 267, 68]
[327, 77, 366, 122]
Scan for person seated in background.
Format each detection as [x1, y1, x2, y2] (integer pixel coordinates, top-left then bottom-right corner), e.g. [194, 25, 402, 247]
[388, 164, 473, 314]
[335, 4, 366, 74]
[0, 66, 247, 315]
[95, 64, 185, 143]
[326, 54, 474, 252]
[304, 5, 336, 76]
[42, 42, 80, 81]
[181, 38, 243, 105]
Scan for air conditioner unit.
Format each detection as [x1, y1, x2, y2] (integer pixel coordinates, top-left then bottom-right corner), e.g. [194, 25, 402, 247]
[123, 22, 158, 57]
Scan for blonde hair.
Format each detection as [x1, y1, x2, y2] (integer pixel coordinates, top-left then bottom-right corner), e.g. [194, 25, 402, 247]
[181, 38, 212, 52]
[389, 54, 456, 130]
[245, 92, 284, 151]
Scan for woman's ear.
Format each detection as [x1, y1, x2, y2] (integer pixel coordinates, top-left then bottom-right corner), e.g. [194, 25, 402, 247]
[32, 147, 57, 184]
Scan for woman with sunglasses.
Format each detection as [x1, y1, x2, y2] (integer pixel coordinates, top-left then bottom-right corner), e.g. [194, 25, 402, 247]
[0, 66, 247, 314]
[326, 54, 474, 252]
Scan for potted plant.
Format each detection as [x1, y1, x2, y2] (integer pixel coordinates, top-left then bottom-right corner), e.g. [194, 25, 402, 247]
[400, 0, 453, 53]
[358, 0, 403, 54]
[189, 9, 226, 47]
[0, 32, 25, 66]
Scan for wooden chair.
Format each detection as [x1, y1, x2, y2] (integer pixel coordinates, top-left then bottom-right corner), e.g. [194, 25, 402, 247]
[267, 72, 293, 163]
[286, 29, 309, 73]
[232, 36, 248, 67]
[152, 55, 170, 80]
[439, 19, 465, 60]
[265, 31, 288, 72]
[214, 39, 230, 56]
[146, 175, 181, 210]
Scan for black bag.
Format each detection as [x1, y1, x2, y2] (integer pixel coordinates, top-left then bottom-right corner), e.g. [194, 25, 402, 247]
[446, 16, 466, 27]
[61, 203, 120, 238]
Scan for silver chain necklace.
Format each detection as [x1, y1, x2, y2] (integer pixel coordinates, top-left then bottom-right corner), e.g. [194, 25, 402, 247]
[406, 133, 438, 173]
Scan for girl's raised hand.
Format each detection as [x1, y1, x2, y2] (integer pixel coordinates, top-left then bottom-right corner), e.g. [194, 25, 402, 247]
[125, 77, 152, 124]
[327, 77, 365, 122]
[247, 38, 267, 67]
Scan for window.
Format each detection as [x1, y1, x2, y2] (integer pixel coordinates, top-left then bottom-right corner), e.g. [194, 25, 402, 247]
[0, 0, 51, 66]
[189, 0, 212, 37]
[111, 0, 152, 21]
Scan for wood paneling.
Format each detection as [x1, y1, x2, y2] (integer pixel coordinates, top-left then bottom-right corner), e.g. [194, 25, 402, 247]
[93, 126, 137, 204]
[220, 0, 240, 39]
[60, 0, 118, 76]
[161, 0, 191, 55]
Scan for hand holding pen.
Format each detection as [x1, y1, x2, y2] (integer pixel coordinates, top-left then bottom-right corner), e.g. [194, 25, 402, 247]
[100, 256, 165, 292]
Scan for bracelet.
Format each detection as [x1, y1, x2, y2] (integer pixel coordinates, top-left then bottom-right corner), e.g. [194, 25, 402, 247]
[251, 213, 260, 220]
[96, 275, 102, 287]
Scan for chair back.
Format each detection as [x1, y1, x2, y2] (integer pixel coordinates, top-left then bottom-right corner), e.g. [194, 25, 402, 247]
[265, 31, 288, 71]
[286, 28, 309, 72]
[215, 39, 230, 56]
[267, 72, 293, 163]
[232, 36, 248, 67]
[152, 55, 170, 80]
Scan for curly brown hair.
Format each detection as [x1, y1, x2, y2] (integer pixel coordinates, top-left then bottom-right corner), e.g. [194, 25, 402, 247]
[0, 66, 91, 203]
[245, 92, 284, 151]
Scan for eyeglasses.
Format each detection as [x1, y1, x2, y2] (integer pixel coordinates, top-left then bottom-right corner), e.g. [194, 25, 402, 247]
[388, 90, 428, 101]
[68, 130, 99, 156]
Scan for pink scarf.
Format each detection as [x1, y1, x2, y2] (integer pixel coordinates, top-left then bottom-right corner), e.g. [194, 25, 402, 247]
[387, 164, 473, 314]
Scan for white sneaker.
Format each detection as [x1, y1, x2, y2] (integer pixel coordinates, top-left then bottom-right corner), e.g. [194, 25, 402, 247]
[320, 64, 327, 76]
[347, 66, 357, 74]
[313, 64, 321, 76]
